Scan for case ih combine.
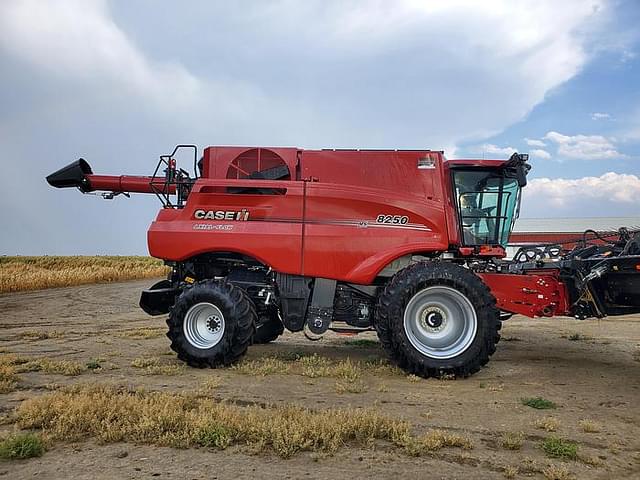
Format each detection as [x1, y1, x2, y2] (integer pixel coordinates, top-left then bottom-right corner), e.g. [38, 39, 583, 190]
[47, 146, 640, 378]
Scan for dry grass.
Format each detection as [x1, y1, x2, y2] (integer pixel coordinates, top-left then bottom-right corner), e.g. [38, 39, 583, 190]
[363, 359, 404, 376]
[607, 441, 622, 454]
[14, 385, 416, 458]
[0, 365, 20, 393]
[334, 379, 367, 394]
[199, 377, 223, 392]
[503, 465, 519, 479]
[232, 357, 291, 376]
[542, 463, 573, 480]
[534, 416, 560, 432]
[131, 357, 161, 369]
[298, 354, 334, 378]
[21, 359, 85, 376]
[332, 358, 362, 381]
[0, 353, 28, 367]
[577, 453, 604, 467]
[1, 353, 84, 376]
[0, 380, 18, 393]
[520, 456, 539, 473]
[501, 431, 524, 450]
[9, 385, 476, 458]
[116, 327, 166, 339]
[147, 365, 185, 376]
[0, 355, 22, 392]
[578, 419, 601, 433]
[232, 353, 401, 380]
[131, 357, 185, 376]
[377, 383, 389, 393]
[233, 355, 372, 382]
[0, 256, 168, 293]
[115, 327, 167, 339]
[404, 429, 473, 456]
[17, 330, 64, 340]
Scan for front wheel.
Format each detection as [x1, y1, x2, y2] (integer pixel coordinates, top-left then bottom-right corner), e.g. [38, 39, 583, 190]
[167, 280, 256, 368]
[375, 262, 500, 378]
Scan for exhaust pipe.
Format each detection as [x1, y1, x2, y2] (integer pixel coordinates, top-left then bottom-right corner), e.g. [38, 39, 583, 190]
[46, 159, 93, 192]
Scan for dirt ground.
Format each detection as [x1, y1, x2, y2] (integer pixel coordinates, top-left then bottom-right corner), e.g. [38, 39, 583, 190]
[1, 279, 639, 479]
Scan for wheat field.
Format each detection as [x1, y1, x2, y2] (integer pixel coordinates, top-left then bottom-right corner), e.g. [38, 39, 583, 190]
[0, 256, 168, 294]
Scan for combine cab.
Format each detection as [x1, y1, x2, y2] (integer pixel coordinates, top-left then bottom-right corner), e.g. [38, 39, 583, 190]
[47, 146, 640, 377]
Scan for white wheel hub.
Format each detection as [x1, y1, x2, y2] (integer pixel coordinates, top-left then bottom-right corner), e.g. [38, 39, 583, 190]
[183, 302, 226, 349]
[403, 286, 477, 359]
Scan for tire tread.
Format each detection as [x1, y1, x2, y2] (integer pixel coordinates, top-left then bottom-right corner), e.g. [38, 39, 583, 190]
[166, 279, 256, 368]
[375, 261, 500, 378]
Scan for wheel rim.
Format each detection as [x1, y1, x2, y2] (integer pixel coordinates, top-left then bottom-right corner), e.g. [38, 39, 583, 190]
[183, 302, 225, 349]
[403, 286, 477, 359]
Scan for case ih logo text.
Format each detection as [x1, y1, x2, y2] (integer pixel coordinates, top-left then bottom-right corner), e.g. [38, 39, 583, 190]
[194, 209, 250, 221]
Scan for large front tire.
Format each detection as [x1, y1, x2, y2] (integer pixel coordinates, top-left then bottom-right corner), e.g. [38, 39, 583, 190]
[167, 280, 256, 368]
[375, 262, 500, 378]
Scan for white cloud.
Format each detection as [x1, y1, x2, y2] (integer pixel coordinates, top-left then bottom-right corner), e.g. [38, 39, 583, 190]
[591, 112, 611, 120]
[543, 131, 624, 160]
[621, 49, 637, 63]
[529, 149, 552, 159]
[471, 144, 516, 156]
[302, 0, 609, 145]
[0, 0, 200, 108]
[524, 172, 640, 208]
[525, 138, 547, 147]
[0, 0, 614, 149]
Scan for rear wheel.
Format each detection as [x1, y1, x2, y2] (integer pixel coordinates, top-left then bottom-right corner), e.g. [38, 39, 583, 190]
[375, 262, 500, 378]
[167, 280, 256, 368]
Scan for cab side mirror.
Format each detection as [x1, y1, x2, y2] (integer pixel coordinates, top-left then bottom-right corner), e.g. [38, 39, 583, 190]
[503, 153, 531, 187]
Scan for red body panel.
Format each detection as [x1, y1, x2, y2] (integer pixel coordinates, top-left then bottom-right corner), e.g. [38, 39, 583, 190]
[299, 150, 449, 282]
[302, 182, 449, 282]
[148, 179, 305, 275]
[143, 147, 522, 284]
[146, 148, 459, 284]
[478, 271, 570, 317]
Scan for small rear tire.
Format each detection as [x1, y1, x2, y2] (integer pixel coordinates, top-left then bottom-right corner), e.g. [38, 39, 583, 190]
[375, 262, 500, 378]
[167, 279, 256, 368]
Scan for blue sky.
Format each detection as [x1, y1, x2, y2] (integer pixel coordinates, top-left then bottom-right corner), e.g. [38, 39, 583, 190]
[460, 48, 640, 177]
[0, 0, 639, 254]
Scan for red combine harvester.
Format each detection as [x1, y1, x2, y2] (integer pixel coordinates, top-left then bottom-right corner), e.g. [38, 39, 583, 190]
[47, 146, 640, 377]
